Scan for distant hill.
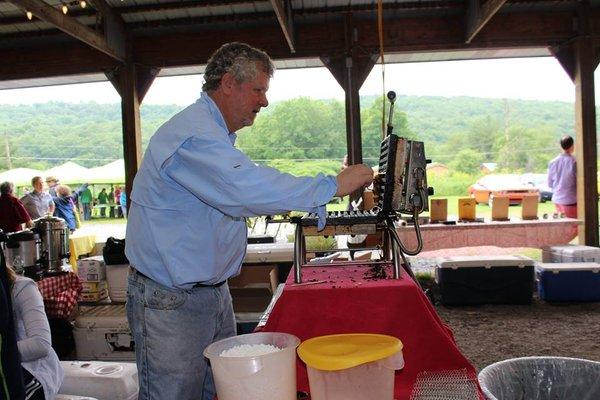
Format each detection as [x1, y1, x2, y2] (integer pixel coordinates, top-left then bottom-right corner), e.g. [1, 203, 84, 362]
[362, 95, 576, 144]
[0, 95, 588, 172]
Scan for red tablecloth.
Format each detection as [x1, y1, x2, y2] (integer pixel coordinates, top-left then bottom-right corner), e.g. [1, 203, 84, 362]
[37, 272, 82, 319]
[260, 263, 482, 399]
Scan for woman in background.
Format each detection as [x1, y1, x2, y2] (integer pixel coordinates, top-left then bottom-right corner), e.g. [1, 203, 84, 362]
[119, 190, 127, 218]
[5, 262, 64, 399]
[51, 184, 88, 232]
[0, 181, 33, 233]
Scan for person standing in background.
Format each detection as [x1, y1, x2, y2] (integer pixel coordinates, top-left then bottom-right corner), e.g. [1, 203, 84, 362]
[51, 184, 89, 232]
[45, 176, 59, 199]
[108, 186, 115, 218]
[97, 188, 109, 218]
[548, 135, 577, 218]
[79, 186, 93, 221]
[20, 176, 55, 220]
[0, 181, 33, 234]
[114, 186, 122, 218]
[119, 190, 127, 218]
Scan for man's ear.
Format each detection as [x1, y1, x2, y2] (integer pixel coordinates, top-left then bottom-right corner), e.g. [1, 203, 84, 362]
[221, 72, 235, 95]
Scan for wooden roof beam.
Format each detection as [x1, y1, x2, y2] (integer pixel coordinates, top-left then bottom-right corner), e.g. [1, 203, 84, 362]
[89, 0, 129, 61]
[466, 0, 508, 44]
[6, 0, 126, 61]
[270, 0, 295, 52]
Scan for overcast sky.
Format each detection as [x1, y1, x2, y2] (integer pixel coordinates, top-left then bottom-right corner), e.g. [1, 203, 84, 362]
[0, 56, 593, 105]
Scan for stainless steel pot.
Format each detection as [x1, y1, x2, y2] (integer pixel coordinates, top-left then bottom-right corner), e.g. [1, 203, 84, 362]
[34, 215, 70, 273]
[3, 230, 41, 273]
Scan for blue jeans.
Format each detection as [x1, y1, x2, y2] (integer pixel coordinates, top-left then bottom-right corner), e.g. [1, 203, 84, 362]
[82, 203, 91, 220]
[126, 270, 236, 400]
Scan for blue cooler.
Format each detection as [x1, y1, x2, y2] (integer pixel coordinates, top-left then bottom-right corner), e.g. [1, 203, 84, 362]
[537, 263, 600, 302]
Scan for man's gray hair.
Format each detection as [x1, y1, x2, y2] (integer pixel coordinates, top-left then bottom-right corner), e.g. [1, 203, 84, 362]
[202, 42, 275, 92]
[0, 181, 14, 195]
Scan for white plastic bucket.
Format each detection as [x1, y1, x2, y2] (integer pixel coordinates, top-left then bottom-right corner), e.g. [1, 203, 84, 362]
[204, 332, 300, 400]
[306, 351, 404, 400]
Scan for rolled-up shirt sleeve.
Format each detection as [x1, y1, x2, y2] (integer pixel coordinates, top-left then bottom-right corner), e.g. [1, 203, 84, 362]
[163, 136, 337, 227]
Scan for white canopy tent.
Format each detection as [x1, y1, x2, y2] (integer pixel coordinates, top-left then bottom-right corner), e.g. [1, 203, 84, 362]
[87, 159, 125, 184]
[0, 160, 125, 190]
[45, 161, 91, 184]
[0, 167, 44, 186]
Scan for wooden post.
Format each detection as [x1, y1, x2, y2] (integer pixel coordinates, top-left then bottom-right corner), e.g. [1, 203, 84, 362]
[105, 63, 160, 207]
[573, 36, 599, 246]
[550, 1, 599, 246]
[321, 14, 377, 201]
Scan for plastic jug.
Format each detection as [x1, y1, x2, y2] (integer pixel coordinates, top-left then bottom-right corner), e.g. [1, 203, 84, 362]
[297, 333, 404, 400]
[204, 332, 300, 400]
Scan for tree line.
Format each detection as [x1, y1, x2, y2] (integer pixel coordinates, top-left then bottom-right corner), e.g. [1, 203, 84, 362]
[0, 95, 592, 180]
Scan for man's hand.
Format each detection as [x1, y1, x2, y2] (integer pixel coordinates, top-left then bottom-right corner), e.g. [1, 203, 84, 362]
[335, 164, 374, 197]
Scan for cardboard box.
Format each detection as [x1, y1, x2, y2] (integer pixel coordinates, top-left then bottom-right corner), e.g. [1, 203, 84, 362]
[521, 194, 539, 220]
[491, 195, 510, 221]
[81, 280, 107, 294]
[80, 288, 109, 302]
[229, 265, 278, 313]
[77, 256, 106, 282]
[430, 198, 448, 222]
[458, 198, 477, 221]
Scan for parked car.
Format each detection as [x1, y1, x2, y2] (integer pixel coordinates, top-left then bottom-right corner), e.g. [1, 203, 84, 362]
[468, 174, 539, 205]
[521, 173, 553, 202]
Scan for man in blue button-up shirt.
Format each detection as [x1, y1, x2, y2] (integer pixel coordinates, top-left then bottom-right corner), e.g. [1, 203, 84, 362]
[125, 42, 373, 400]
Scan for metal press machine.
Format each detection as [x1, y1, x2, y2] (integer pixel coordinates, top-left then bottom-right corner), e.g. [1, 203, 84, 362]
[290, 91, 434, 283]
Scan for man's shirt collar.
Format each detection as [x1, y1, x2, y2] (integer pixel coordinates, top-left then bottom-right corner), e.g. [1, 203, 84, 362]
[200, 92, 237, 145]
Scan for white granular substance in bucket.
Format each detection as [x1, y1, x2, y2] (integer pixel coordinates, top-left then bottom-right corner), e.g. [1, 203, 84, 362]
[220, 344, 281, 357]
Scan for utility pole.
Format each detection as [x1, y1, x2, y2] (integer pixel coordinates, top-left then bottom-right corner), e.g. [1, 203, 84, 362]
[4, 131, 12, 169]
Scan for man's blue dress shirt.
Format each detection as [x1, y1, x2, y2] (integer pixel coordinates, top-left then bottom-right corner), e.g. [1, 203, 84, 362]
[125, 93, 337, 289]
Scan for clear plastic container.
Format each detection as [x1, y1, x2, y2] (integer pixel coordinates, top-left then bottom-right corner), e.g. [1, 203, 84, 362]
[478, 356, 600, 400]
[203, 332, 300, 400]
[306, 351, 404, 400]
[59, 361, 138, 400]
[298, 333, 405, 400]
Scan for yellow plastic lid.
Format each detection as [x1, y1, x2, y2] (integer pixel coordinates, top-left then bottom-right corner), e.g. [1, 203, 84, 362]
[297, 333, 403, 371]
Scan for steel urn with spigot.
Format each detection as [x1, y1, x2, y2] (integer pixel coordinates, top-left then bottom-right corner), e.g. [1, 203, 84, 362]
[34, 215, 70, 274]
[1, 230, 44, 281]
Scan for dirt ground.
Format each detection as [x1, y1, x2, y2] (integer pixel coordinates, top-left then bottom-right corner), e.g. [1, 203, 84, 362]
[407, 246, 600, 371]
[432, 296, 600, 371]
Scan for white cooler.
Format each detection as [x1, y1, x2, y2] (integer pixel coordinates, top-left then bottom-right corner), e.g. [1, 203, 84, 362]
[59, 361, 138, 400]
[73, 305, 135, 361]
[542, 245, 600, 263]
[106, 264, 129, 302]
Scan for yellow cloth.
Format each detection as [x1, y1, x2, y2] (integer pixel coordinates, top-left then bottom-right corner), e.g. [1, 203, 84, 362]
[69, 234, 97, 270]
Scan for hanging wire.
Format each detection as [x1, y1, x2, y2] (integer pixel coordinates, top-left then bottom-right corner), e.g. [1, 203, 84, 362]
[377, 0, 386, 140]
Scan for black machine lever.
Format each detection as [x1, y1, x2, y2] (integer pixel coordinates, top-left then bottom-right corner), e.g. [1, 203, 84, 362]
[386, 90, 396, 137]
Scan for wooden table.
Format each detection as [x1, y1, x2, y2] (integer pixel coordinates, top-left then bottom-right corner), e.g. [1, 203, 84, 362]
[396, 218, 581, 252]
